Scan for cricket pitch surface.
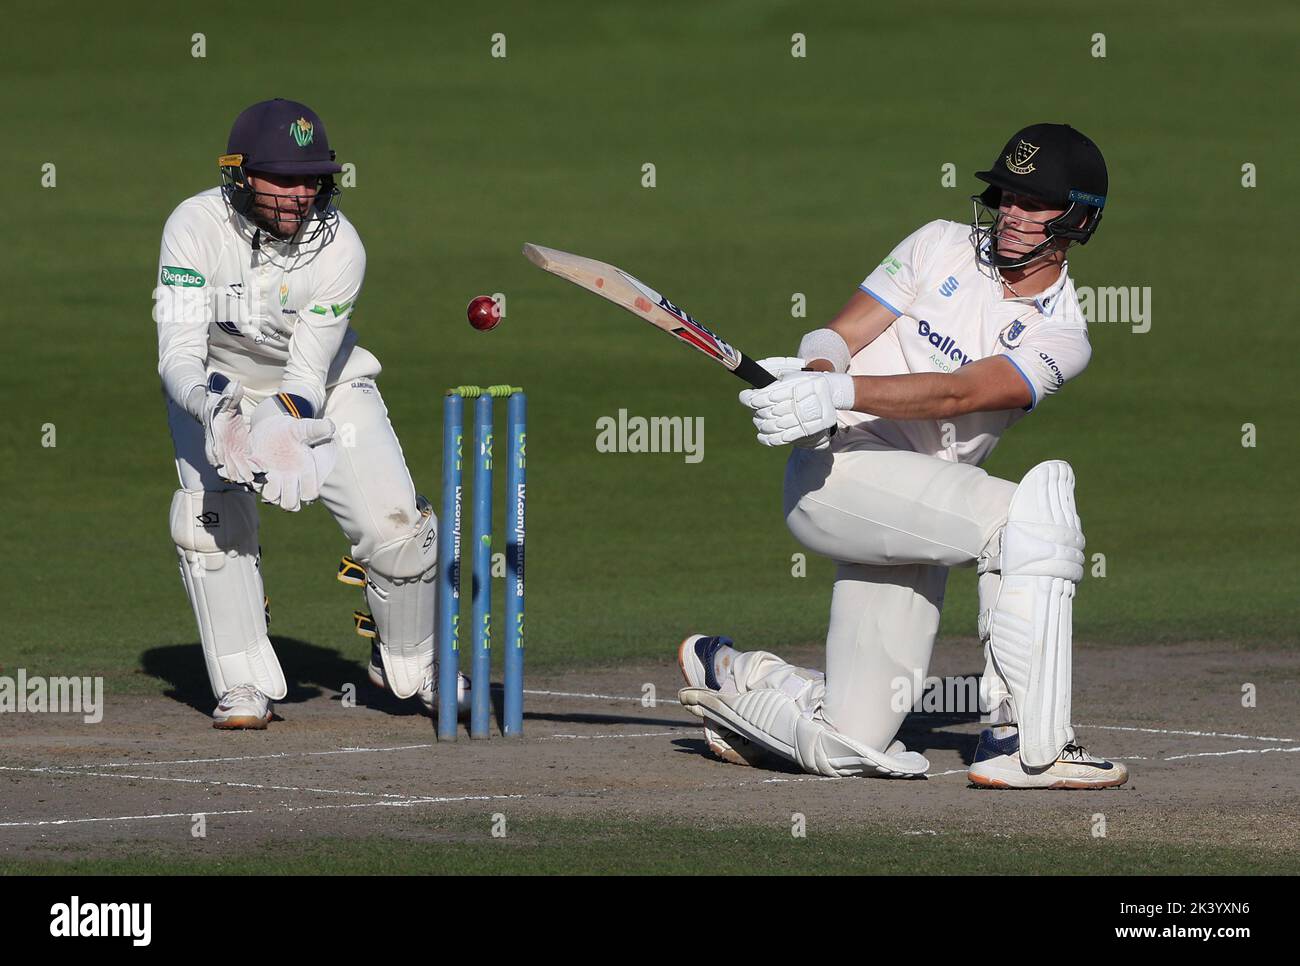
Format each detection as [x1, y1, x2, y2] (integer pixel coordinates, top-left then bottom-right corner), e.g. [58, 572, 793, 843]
[3, 638, 1297, 874]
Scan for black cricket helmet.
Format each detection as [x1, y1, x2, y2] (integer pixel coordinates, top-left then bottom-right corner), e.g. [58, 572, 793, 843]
[970, 123, 1107, 269]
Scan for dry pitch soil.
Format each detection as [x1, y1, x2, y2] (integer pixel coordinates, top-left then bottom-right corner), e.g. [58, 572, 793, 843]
[2, 638, 1297, 868]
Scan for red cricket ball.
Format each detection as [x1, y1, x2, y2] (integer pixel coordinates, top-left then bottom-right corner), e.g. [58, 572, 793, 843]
[467, 295, 502, 331]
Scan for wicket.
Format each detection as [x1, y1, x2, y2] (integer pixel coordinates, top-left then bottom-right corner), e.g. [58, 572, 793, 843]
[437, 385, 526, 740]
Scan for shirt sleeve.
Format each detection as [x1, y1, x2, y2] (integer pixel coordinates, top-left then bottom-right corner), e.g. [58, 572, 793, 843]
[858, 219, 949, 318]
[278, 221, 366, 415]
[1001, 324, 1091, 412]
[155, 203, 218, 419]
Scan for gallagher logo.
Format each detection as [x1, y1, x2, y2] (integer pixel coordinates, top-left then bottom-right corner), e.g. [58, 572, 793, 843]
[916, 320, 972, 367]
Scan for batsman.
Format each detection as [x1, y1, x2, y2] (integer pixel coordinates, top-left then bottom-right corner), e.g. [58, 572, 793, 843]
[679, 123, 1128, 788]
[154, 98, 464, 729]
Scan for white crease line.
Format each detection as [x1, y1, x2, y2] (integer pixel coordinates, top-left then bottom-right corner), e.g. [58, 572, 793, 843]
[1079, 724, 1295, 743]
[532, 693, 1294, 745]
[1163, 745, 1300, 762]
[7, 690, 1292, 789]
[59, 744, 438, 770]
[0, 794, 528, 829]
[8, 741, 1293, 832]
[525, 688, 682, 707]
[529, 692, 1297, 747]
[30, 719, 1293, 775]
[0, 810, 257, 828]
[542, 730, 694, 741]
[0, 765, 422, 800]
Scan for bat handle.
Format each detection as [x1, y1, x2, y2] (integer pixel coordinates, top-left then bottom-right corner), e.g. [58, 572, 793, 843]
[732, 353, 777, 388]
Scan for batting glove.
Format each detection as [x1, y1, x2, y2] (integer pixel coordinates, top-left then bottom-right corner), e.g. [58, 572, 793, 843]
[739, 372, 855, 448]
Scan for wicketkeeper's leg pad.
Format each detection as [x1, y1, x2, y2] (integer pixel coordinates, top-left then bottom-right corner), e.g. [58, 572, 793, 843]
[361, 495, 436, 699]
[679, 686, 929, 778]
[170, 489, 286, 700]
[980, 460, 1084, 768]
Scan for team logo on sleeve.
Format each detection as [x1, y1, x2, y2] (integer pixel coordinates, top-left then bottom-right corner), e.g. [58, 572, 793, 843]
[1005, 140, 1040, 175]
[998, 318, 1029, 349]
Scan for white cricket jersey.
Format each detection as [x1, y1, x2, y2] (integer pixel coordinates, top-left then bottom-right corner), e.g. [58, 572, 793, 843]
[843, 218, 1091, 465]
[154, 187, 378, 419]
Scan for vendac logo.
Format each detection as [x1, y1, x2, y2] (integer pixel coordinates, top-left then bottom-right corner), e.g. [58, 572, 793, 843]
[49, 896, 152, 946]
[159, 265, 205, 287]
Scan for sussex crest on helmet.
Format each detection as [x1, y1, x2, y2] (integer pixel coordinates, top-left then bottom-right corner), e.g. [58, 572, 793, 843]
[1005, 139, 1040, 175]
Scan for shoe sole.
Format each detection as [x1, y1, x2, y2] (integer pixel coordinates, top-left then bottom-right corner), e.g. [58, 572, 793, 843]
[968, 771, 1128, 790]
[213, 715, 271, 730]
[708, 740, 756, 766]
[677, 635, 751, 765]
[676, 634, 705, 687]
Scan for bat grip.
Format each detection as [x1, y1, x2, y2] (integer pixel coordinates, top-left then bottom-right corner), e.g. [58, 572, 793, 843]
[732, 353, 777, 388]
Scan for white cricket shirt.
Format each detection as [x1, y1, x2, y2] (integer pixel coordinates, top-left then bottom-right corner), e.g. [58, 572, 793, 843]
[843, 218, 1091, 465]
[154, 187, 378, 419]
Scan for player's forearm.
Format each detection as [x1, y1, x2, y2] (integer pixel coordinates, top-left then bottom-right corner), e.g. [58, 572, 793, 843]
[156, 292, 213, 419]
[849, 373, 964, 420]
[159, 355, 209, 418]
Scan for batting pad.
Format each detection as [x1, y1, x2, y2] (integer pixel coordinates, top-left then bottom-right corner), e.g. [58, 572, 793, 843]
[988, 460, 1084, 768]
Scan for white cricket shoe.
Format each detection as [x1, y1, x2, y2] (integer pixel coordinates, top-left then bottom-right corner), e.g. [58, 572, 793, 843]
[416, 665, 472, 719]
[677, 634, 772, 767]
[212, 683, 273, 730]
[967, 728, 1129, 789]
[366, 641, 468, 717]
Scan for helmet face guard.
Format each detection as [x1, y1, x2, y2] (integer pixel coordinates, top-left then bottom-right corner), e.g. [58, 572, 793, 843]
[219, 153, 340, 247]
[969, 184, 1103, 271]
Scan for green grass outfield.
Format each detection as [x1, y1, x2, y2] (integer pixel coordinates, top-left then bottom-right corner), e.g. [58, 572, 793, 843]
[5, 816, 1297, 876]
[4, 0, 1297, 686]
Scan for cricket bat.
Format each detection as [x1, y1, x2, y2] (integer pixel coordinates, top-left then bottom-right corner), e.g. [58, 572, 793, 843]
[522, 243, 776, 388]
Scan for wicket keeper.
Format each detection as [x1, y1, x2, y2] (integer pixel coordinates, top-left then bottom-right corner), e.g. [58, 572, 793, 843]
[154, 98, 464, 728]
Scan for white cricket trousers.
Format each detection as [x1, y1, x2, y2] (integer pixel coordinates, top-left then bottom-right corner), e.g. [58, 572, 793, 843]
[729, 432, 1017, 753]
